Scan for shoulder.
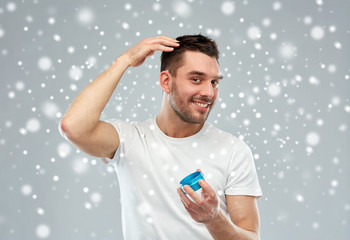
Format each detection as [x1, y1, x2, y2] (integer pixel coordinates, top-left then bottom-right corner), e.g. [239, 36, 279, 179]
[204, 123, 252, 153]
[204, 123, 240, 144]
[104, 118, 153, 135]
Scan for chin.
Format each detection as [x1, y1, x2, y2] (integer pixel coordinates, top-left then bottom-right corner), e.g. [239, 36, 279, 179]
[182, 113, 209, 124]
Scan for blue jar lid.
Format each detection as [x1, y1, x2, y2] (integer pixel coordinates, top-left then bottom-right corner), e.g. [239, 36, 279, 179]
[180, 171, 205, 194]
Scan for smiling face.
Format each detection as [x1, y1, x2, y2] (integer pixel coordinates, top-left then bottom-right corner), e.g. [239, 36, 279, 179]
[168, 51, 223, 124]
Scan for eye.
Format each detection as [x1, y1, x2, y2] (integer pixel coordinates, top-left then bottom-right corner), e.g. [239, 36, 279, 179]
[211, 80, 219, 86]
[192, 78, 201, 83]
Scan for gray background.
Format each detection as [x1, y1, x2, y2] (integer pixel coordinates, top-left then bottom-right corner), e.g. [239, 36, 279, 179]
[1, 0, 349, 239]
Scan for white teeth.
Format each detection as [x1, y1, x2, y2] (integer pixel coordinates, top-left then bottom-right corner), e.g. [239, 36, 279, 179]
[194, 102, 208, 108]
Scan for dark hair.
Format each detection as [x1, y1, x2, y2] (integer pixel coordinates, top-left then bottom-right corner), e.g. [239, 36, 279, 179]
[160, 34, 219, 76]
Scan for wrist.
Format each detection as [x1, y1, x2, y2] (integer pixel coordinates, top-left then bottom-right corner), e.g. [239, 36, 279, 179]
[113, 55, 132, 69]
[204, 208, 225, 231]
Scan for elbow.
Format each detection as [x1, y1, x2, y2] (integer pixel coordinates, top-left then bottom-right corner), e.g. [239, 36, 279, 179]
[59, 117, 80, 141]
[59, 117, 67, 135]
[58, 117, 70, 139]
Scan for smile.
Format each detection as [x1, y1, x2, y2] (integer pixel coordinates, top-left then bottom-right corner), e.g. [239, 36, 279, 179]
[193, 101, 210, 109]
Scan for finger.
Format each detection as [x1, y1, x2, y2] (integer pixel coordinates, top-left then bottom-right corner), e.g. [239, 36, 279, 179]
[181, 200, 199, 221]
[177, 187, 190, 203]
[150, 37, 180, 47]
[177, 187, 193, 205]
[177, 187, 186, 198]
[156, 45, 176, 52]
[196, 169, 202, 172]
[183, 185, 206, 207]
[156, 35, 180, 43]
[177, 188, 192, 208]
[199, 180, 216, 199]
[177, 187, 202, 212]
[180, 199, 200, 221]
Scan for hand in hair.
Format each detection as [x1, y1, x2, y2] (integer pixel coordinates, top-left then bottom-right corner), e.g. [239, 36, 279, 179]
[120, 35, 180, 68]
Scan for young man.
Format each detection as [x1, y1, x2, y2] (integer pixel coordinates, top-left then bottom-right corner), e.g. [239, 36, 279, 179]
[59, 35, 262, 239]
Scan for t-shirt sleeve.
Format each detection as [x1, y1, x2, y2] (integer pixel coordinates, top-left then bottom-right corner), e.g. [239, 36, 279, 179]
[224, 140, 262, 197]
[100, 119, 129, 166]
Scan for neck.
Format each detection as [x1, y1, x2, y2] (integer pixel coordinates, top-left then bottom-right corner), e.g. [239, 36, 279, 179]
[156, 102, 204, 138]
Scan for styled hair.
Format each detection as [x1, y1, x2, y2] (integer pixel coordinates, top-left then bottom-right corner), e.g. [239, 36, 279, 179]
[160, 34, 219, 76]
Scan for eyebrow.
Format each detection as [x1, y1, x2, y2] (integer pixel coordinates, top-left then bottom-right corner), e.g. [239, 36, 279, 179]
[187, 70, 224, 80]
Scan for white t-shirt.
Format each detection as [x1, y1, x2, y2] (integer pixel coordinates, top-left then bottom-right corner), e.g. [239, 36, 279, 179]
[101, 118, 262, 240]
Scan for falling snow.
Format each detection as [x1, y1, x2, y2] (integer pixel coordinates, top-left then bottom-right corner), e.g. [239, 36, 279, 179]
[172, 1, 192, 18]
[6, 2, 16, 12]
[1, 1, 349, 240]
[0, 28, 5, 38]
[247, 26, 262, 40]
[279, 42, 297, 59]
[221, 1, 235, 15]
[21, 184, 33, 196]
[310, 26, 325, 41]
[69, 66, 83, 81]
[305, 132, 320, 146]
[36, 224, 50, 238]
[57, 142, 72, 158]
[77, 8, 95, 25]
[38, 57, 52, 71]
[25, 118, 41, 133]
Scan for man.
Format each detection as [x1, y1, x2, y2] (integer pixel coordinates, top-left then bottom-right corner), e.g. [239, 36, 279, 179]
[59, 35, 262, 239]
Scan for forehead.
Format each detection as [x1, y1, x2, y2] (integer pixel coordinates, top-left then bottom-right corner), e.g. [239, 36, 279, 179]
[179, 51, 220, 77]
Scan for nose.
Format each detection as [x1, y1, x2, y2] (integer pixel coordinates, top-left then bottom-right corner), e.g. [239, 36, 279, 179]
[200, 81, 215, 98]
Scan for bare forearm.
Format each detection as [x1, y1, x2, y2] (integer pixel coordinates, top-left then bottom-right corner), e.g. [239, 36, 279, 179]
[61, 56, 129, 138]
[205, 210, 259, 240]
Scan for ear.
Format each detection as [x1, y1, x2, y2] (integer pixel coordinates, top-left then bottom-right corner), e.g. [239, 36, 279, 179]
[159, 70, 172, 94]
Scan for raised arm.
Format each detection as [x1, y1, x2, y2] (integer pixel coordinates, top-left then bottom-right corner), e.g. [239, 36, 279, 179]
[59, 36, 179, 159]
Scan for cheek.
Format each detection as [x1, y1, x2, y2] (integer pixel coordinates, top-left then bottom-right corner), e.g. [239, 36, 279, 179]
[213, 89, 219, 100]
[181, 85, 197, 98]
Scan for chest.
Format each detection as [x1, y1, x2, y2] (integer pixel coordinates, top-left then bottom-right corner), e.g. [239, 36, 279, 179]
[119, 133, 231, 196]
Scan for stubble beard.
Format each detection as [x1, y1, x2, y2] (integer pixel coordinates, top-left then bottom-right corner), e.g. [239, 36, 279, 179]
[169, 82, 214, 124]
